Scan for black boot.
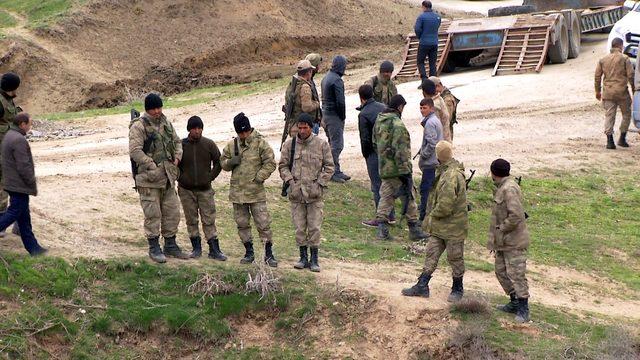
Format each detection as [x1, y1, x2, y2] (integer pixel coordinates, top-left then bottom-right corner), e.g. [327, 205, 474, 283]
[240, 241, 255, 264]
[515, 297, 530, 323]
[207, 237, 227, 261]
[447, 276, 464, 302]
[401, 272, 431, 297]
[618, 132, 629, 147]
[148, 237, 166, 263]
[293, 246, 309, 270]
[264, 242, 278, 268]
[309, 247, 320, 272]
[189, 236, 202, 258]
[496, 293, 519, 314]
[408, 221, 428, 241]
[163, 236, 190, 259]
[607, 134, 616, 149]
[377, 221, 393, 241]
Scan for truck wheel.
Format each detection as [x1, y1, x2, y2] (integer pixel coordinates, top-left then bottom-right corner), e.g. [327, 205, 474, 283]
[548, 17, 569, 64]
[487, 5, 535, 17]
[567, 13, 581, 59]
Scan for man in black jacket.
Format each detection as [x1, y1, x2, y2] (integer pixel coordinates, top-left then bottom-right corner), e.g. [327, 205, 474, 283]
[357, 85, 396, 227]
[0, 113, 46, 256]
[177, 116, 226, 260]
[321, 55, 350, 183]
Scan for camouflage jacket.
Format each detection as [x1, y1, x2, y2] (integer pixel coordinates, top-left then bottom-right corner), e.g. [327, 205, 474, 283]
[372, 110, 412, 179]
[488, 177, 530, 251]
[279, 134, 334, 203]
[432, 94, 451, 141]
[424, 159, 468, 241]
[221, 130, 276, 204]
[0, 92, 21, 137]
[440, 88, 459, 125]
[129, 113, 182, 189]
[365, 74, 397, 105]
[285, 76, 321, 130]
[595, 48, 634, 100]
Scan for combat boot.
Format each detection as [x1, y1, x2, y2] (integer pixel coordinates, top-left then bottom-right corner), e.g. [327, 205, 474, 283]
[496, 293, 519, 314]
[408, 221, 428, 241]
[606, 134, 616, 149]
[376, 221, 393, 241]
[148, 237, 166, 263]
[189, 236, 202, 258]
[402, 272, 431, 297]
[293, 246, 310, 269]
[515, 297, 530, 323]
[264, 242, 278, 268]
[240, 241, 255, 264]
[309, 247, 320, 272]
[207, 237, 227, 261]
[618, 132, 629, 147]
[163, 236, 190, 259]
[447, 276, 464, 302]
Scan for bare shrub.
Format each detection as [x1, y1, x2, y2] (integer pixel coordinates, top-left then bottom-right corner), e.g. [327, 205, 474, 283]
[403, 241, 429, 255]
[594, 326, 640, 360]
[187, 273, 234, 306]
[245, 262, 282, 302]
[451, 297, 491, 315]
[448, 321, 498, 360]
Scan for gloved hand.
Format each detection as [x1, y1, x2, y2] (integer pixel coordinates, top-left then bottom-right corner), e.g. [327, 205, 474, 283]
[228, 156, 241, 167]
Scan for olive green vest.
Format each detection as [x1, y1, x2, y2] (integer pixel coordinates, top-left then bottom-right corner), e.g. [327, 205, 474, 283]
[0, 93, 18, 136]
[129, 115, 177, 165]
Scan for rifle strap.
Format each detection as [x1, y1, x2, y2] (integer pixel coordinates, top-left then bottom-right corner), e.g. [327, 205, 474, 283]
[234, 138, 239, 156]
[289, 137, 296, 172]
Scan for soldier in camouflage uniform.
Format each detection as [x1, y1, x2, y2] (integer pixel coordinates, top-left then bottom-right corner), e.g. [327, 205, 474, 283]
[364, 61, 398, 105]
[422, 79, 451, 141]
[129, 93, 190, 263]
[0, 73, 23, 237]
[279, 113, 335, 272]
[282, 60, 321, 141]
[305, 53, 323, 134]
[488, 159, 530, 323]
[429, 76, 459, 140]
[221, 113, 278, 267]
[402, 141, 468, 302]
[372, 95, 427, 242]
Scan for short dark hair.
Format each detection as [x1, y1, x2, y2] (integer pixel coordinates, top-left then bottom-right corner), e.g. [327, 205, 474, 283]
[420, 98, 434, 107]
[422, 1, 432, 9]
[13, 112, 30, 127]
[611, 37, 624, 48]
[297, 68, 312, 76]
[358, 84, 374, 100]
[421, 79, 437, 96]
[388, 94, 407, 110]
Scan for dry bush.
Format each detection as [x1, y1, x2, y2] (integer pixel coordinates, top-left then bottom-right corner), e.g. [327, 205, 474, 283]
[187, 273, 234, 306]
[594, 326, 640, 360]
[245, 262, 282, 302]
[448, 321, 498, 360]
[451, 297, 491, 315]
[403, 240, 429, 255]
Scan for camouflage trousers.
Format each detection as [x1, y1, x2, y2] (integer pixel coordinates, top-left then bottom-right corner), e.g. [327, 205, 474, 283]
[603, 95, 631, 135]
[138, 186, 181, 239]
[290, 200, 324, 247]
[495, 249, 529, 298]
[376, 178, 418, 223]
[233, 202, 273, 244]
[177, 186, 217, 240]
[423, 236, 465, 278]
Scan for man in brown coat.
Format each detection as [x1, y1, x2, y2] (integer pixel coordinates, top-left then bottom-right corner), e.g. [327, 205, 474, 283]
[0, 113, 46, 256]
[429, 76, 459, 140]
[488, 159, 530, 323]
[282, 60, 321, 143]
[595, 37, 635, 149]
[422, 79, 451, 141]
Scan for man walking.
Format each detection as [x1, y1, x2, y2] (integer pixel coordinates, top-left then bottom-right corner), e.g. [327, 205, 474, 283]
[418, 98, 443, 223]
[221, 113, 278, 267]
[305, 53, 324, 134]
[402, 141, 468, 302]
[429, 76, 460, 140]
[595, 37, 635, 149]
[373, 95, 427, 242]
[282, 60, 321, 143]
[365, 61, 398, 105]
[321, 55, 350, 183]
[0, 113, 46, 256]
[177, 115, 226, 260]
[415, 1, 442, 82]
[488, 159, 530, 323]
[422, 79, 451, 141]
[129, 93, 190, 263]
[279, 113, 334, 272]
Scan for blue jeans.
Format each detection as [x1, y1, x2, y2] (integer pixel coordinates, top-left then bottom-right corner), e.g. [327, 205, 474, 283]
[417, 44, 438, 80]
[312, 122, 320, 135]
[365, 154, 395, 218]
[0, 191, 43, 254]
[419, 168, 436, 221]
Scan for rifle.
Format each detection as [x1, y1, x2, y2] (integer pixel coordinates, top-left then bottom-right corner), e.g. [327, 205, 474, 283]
[280, 76, 299, 150]
[397, 175, 415, 221]
[129, 109, 142, 191]
[465, 169, 476, 212]
[281, 138, 296, 197]
[515, 176, 530, 219]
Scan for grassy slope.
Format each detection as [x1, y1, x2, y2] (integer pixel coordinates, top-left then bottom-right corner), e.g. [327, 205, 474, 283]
[0, 0, 84, 27]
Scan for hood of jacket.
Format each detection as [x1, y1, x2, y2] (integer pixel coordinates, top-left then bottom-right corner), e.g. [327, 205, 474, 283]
[331, 55, 347, 76]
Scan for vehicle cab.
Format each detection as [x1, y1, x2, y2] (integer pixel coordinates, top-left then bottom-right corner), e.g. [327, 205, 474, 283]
[608, 1, 640, 65]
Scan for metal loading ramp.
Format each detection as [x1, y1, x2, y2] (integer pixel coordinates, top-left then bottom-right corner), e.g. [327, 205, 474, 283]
[394, 21, 451, 79]
[492, 26, 551, 75]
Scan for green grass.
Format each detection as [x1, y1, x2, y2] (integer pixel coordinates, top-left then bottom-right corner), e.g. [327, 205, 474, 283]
[0, 9, 16, 28]
[0, 0, 84, 27]
[42, 77, 290, 121]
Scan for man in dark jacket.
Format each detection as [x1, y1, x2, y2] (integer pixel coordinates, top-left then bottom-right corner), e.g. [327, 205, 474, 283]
[415, 1, 442, 81]
[177, 116, 226, 260]
[357, 84, 395, 227]
[0, 113, 46, 256]
[321, 55, 350, 183]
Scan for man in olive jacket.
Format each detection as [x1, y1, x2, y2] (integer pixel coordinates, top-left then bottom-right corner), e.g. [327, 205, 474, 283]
[221, 113, 278, 267]
[177, 116, 225, 260]
[488, 158, 530, 323]
[0, 113, 46, 256]
[0, 72, 23, 236]
[403, 141, 468, 302]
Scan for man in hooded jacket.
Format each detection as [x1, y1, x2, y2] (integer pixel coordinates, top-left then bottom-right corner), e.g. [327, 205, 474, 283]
[321, 55, 350, 183]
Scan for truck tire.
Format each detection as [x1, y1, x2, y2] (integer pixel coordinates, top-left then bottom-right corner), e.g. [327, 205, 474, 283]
[567, 14, 581, 59]
[488, 5, 535, 17]
[548, 17, 569, 64]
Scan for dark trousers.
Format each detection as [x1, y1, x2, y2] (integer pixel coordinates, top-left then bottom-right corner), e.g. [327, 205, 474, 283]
[417, 44, 438, 79]
[324, 116, 345, 176]
[365, 153, 395, 218]
[419, 168, 436, 221]
[0, 191, 43, 254]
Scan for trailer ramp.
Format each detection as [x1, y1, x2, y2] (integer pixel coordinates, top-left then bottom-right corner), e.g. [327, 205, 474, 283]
[394, 21, 451, 79]
[492, 25, 551, 75]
